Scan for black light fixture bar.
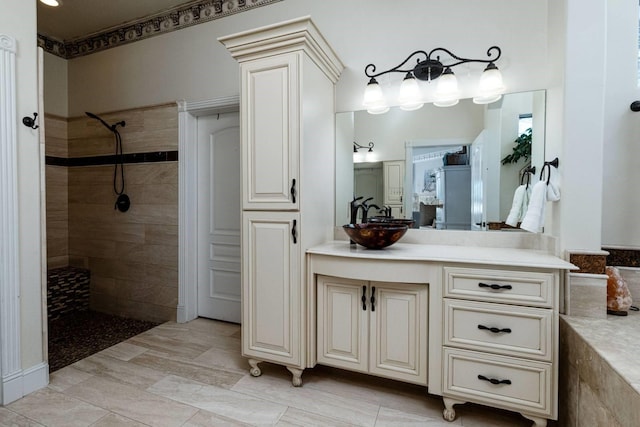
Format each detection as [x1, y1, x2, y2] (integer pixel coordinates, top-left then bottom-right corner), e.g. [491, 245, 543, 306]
[365, 46, 502, 82]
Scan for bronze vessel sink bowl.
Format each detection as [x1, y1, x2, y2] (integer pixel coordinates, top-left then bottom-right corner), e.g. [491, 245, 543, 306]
[343, 223, 408, 249]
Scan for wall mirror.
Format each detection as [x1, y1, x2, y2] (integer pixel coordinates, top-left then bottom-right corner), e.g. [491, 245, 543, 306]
[335, 90, 546, 230]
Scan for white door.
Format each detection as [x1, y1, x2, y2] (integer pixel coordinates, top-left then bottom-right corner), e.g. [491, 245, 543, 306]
[197, 112, 241, 323]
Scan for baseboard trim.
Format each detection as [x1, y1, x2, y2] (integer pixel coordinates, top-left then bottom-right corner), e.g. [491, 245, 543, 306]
[1, 362, 49, 405]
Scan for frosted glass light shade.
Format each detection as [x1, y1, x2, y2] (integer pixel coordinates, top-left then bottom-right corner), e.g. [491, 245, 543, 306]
[363, 78, 389, 115]
[433, 68, 460, 107]
[398, 73, 424, 111]
[40, 0, 60, 6]
[473, 63, 505, 104]
[367, 105, 390, 115]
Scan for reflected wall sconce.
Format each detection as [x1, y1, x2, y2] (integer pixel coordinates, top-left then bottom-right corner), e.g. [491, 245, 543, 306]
[363, 46, 505, 114]
[39, 0, 61, 6]
[353, 141, 374, 153]
[353, 141, 374, 163]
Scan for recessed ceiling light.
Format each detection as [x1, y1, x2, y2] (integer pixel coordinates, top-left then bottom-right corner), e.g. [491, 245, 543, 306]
[40, 0, 61, 6]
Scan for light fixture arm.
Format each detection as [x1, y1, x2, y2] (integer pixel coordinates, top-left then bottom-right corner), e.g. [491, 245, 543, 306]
[365, 46, 502, 81]
[353, 141, 374, 152]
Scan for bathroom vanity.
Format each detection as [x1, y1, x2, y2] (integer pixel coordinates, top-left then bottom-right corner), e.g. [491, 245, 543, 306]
[219, 15, 574, 427]
[306, 241, 574, 427]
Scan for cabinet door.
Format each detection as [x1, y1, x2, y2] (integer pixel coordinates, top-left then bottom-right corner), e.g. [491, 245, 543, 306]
[241, 53, 299, 210]
[317, 276, 368, 373]
[383, 161, 404, 205]
[242, 211, 301, 366]
[369, 282, 428, 384]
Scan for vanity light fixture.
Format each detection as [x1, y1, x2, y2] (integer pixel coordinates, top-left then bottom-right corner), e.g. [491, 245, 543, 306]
[353, 141, 375, 163]
[363, 46, 504, 113]
[353, 141, 374, 153]
[39, 0, 61, 6]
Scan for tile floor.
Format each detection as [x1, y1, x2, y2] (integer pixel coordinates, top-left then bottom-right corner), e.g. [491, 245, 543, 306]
[2, 318, 536, 426]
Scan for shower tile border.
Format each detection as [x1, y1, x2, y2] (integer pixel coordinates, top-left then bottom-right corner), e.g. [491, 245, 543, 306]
[46, 151, 178, 167]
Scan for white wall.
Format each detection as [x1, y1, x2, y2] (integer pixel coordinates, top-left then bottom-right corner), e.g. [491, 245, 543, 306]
[62, 0, 550, 117]
[601, 1, 640, 249]
[546, 0, 607, 253]
[0, 0, 46, 381]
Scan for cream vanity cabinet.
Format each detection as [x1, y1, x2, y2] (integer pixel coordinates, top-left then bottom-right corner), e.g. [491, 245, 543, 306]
[316, 275, 428, 384]
[307, 242, 574, 427]
[441, 266, 558, 427]
[220, 17, 343, 386]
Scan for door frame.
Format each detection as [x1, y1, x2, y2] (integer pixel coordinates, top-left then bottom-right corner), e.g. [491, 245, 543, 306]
[177, 96, 239, 323]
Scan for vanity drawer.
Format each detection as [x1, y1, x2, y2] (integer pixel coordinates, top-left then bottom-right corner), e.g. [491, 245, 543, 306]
[444, 267, 554, 307]
[443, 299, 553, 360]
[443, 348, 552, 416]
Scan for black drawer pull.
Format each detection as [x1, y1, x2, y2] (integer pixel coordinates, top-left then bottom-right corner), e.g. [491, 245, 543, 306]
[478, 375, 511, 385]
[291, 219, 297, 244]
[370, 286, 376, 312]
[290, 179, 296, 204]
[478, 282, 512, 290]
[478, 324, 512, 334]
[361, 286, 367, 311]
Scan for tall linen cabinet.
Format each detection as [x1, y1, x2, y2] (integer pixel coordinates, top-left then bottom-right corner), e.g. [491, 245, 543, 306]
[219, 17, 344, 386]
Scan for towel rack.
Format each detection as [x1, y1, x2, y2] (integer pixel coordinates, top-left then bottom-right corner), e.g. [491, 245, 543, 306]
[539, 157, 559, 185]
[520, 165, 536, 188]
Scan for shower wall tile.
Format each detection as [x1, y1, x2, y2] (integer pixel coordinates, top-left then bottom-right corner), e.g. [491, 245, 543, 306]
[69, 222, 146, 244]
[144, 224, 178, 246]
[68, 104, 177, 158]
[126, 162, 177, 184]
[45, 163, 68, 268]
[65, 104, 179, 322]
[45, 116, 69, 268]
[91, 276, 118, 299]
[44, 114, 68, 157]
[145, 264, 178, 288]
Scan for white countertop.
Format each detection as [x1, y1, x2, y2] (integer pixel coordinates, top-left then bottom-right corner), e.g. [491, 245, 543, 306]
[308, 241, 576, 270]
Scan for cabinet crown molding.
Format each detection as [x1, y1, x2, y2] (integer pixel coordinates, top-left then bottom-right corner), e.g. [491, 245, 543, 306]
[219, 15, 344, 83]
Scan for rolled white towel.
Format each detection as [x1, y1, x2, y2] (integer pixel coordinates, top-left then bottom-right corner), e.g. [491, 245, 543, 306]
[521, 184, 532, 220]
[546, 181, 560, 202]
[520, 181, 547, 233]
[505, 185, 526, 227]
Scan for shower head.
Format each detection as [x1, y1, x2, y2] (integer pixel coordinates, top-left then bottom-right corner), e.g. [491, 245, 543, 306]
[85, 111, 126, 132]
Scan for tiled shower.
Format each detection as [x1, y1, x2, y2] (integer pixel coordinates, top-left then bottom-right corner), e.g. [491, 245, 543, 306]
[44, 103, 179, 324]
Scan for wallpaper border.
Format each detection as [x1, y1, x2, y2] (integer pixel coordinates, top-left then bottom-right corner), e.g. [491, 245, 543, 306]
[38, 0, 283, 59]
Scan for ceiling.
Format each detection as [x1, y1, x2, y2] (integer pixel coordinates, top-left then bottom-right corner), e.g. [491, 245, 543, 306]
[37, 0, 196, 41]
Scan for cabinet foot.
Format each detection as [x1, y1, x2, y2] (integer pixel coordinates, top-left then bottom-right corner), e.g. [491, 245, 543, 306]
[248, 359, 262, 377]
[442, 397, 464, 422]
[286, 366, 304, 387]
[521, 414, 547, 427]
